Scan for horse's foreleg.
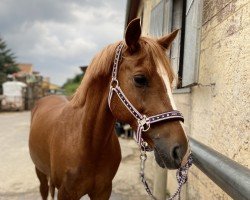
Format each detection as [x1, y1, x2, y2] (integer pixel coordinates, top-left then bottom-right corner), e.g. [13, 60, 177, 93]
[88, 183, 112, 200]
[58, 185, 74, 200]
[49, 179, 55, 199]
[35, 167, 49, 200]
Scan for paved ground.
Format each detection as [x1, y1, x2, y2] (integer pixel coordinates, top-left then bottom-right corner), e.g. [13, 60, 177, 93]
[0, 111, 154, 200]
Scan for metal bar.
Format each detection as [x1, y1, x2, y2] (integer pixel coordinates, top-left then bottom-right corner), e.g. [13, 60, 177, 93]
[190, 137, 250, 200]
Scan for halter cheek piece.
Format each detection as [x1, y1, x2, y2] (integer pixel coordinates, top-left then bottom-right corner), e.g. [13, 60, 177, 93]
[108, 43, 184, 150]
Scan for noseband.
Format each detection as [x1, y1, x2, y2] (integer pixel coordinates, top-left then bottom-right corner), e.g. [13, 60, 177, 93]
[108, 43, 184, 150]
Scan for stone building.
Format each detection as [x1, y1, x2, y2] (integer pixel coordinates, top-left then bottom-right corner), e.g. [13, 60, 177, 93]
[125, 0, 249, 199]
[15, 63, 44, 110]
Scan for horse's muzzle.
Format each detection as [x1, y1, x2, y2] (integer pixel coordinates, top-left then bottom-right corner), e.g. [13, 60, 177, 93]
[153, 139, 185, 169]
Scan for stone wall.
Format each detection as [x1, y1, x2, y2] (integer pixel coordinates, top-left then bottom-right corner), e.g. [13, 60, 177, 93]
[185, 0, 250, 199]
[135, 0, 250, 199]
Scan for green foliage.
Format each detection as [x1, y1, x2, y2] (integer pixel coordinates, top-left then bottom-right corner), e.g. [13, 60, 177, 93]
[5, 65, 19, 74]
[0, 72, 6, 85]
[0, 37, 19, 93]
[0, 37, 18, 71]
[63, 82, 80, 96]
[62, 73, 84, 96]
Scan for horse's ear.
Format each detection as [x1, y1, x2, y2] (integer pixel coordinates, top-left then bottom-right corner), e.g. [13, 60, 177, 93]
[157, 29, 179, 50]
[125, 18, 141, 52]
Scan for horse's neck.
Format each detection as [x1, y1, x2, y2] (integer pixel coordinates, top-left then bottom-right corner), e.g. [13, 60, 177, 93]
[76, 78, 116, 150]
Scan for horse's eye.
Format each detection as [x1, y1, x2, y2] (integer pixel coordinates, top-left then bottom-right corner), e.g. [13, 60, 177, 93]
[133, 75, 148, 87]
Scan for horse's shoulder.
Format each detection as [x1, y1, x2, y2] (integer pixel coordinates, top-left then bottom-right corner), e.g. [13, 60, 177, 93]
[31, 95, 68, 120]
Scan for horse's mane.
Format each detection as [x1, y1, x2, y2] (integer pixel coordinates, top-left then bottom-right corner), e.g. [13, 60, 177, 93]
[70, 41, 120, 107]
[70, 38, 174, 108]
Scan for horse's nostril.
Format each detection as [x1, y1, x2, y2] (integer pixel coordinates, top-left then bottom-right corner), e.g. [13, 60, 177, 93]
[172, 145, 182, 165]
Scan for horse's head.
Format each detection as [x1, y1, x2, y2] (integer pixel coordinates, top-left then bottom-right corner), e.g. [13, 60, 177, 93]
[109, 19, 189, 169]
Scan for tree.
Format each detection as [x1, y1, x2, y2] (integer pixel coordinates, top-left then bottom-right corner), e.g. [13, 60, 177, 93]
[0, 37, 20, 94]
[62, 73, 84, 96]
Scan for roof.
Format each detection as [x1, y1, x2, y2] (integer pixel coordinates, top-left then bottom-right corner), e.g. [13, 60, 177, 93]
[125, 0, 141, 28]
[42, 80, 61, 90]
[17, 63, 33, 74]
[80, 65, 88, 73]
[49, 83, 61, 90]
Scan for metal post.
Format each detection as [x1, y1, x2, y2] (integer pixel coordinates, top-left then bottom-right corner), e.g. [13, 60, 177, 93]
[153, 161, 167, 200]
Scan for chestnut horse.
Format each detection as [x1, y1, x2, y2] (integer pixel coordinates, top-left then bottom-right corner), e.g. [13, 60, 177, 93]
[29, 19, 189, 200]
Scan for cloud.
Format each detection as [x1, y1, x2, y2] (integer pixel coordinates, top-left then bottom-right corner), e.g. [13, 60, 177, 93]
[0, 0, 126, 85]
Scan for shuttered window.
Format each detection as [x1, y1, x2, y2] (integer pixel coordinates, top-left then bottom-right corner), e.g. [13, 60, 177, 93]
[182, 0, 203, 87]
[150, 0, 173, 37]
[150, 0, 165, 37]
[149, 0, 203, 88]
[170, 0, 183, 87]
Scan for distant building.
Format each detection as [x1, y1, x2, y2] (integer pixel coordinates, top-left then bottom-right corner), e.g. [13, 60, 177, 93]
[15, 63, 33, 76]
[0, 63, 62, 111]
[11, 63, 43, 110]
[42, 77, 63, 95]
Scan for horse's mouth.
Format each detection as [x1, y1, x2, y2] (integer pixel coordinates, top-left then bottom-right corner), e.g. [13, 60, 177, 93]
[153, 148, 181, 169]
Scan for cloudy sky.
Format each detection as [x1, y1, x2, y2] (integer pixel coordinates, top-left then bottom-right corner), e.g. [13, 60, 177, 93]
[0, 0, 127, 85]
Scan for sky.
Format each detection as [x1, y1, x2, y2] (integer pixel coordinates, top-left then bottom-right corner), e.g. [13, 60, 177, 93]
[0, 0, 127, 85]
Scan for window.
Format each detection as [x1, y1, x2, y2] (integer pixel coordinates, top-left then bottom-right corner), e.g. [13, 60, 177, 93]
[182, 0, 203, 87]
[150, 0, 166, 37]
[149, 0, 203, 88]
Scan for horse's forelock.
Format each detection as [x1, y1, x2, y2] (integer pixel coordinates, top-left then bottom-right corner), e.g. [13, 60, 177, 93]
[139, 37, 175, 86]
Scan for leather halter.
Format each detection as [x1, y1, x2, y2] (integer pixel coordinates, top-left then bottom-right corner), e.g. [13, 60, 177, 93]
[108, 43, 184, 150]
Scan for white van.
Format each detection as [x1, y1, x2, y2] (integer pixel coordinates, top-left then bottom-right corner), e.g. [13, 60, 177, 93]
[1, 81, 27, 111]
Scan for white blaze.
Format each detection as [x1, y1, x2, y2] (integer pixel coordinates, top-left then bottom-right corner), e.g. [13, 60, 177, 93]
[157, 61, 177, 109]
[158, 66, 177, 109]
[157, 61, 190, 166]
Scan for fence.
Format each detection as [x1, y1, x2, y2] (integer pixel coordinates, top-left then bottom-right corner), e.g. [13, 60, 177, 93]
[190, 137, 250, 200]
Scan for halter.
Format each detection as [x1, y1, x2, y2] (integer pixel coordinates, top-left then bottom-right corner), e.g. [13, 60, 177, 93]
[108, 43, 184, 150]
[108, 43, 192, 200]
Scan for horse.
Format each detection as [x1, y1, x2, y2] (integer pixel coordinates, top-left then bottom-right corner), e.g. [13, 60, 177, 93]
[29, 18, 190, 200]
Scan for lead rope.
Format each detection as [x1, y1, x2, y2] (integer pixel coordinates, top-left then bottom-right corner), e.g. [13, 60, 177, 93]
[139, 146, 193, 200]
[140, 146, 157, 200]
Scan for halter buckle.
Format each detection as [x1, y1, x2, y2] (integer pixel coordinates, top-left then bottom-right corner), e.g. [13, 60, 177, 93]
[110, 79, 119, 88]
[138, 115, 150, 132]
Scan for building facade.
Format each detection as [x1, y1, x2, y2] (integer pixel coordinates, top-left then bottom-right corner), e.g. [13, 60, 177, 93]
[125, 0, 250, 199]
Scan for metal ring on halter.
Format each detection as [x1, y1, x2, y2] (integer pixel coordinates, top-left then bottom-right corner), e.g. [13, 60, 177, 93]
[138, 115, 150, 132]
[141, 141, 150, 150]
[110, 79, 119, 88]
